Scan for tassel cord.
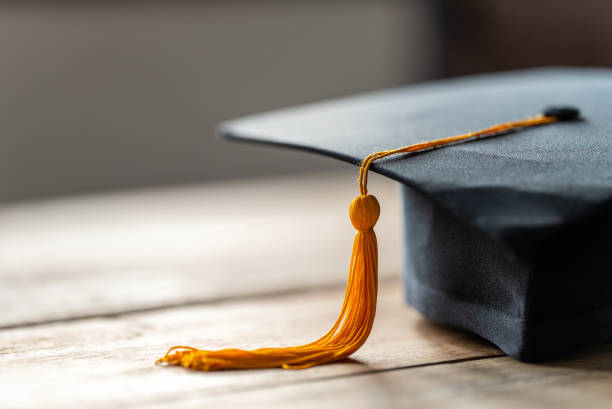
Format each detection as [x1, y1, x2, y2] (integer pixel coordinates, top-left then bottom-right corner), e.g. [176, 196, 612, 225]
[359, 114, 558, 195]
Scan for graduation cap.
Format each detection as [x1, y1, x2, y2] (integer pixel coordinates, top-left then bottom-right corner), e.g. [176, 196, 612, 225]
[157, 68, 612, 370]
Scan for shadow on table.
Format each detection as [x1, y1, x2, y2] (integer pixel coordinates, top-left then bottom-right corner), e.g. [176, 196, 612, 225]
[412, 313, 612, 372]
[540, 343, 612, 372]
[412, 316, 502, 355]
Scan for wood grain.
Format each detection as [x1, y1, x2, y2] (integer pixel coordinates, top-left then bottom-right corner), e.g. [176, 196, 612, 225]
[3, 170, 611, 409]
[0, 170, 401, 328]
[179, 345, 612, 409]
[0, 281, 500, 409]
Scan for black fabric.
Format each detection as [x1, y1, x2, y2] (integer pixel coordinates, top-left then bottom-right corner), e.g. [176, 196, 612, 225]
[220, 68, 612, 361]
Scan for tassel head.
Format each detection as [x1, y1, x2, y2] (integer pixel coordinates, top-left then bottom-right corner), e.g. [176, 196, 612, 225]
[349, 195, 380, 231]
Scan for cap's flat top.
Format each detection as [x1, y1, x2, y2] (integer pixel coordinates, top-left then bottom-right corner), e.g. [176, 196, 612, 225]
[220, 68, 612, 234]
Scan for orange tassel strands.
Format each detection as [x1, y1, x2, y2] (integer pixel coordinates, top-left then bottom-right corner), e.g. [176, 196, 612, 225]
[157, 195, 379, 371]
[157, 109, 571, 371]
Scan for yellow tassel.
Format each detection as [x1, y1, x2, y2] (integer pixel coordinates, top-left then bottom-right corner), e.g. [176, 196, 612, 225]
[156, 195, 380, 371]
[156, 111, 566, 371]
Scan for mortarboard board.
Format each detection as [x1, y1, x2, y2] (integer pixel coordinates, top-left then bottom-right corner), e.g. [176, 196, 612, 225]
[157, 68, 612, 370]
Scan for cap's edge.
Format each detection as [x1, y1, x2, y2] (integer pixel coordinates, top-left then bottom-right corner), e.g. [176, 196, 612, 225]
[219, 122, 429, 192]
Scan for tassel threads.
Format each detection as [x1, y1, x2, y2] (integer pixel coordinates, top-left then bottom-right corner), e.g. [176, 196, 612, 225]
[156, 195, 380, 371]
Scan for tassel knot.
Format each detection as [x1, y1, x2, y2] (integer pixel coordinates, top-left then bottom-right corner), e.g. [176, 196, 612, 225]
[349, 195, 380, 231]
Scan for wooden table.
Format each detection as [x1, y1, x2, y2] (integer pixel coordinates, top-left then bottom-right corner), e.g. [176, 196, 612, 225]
[2, 170, 611, 408]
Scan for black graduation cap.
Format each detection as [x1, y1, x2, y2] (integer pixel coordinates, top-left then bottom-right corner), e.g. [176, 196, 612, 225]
[219, 68, 612, 362]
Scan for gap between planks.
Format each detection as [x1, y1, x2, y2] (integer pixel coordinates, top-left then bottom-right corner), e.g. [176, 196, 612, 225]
[119, 354, 509, 409]
[0, 281, 502, 409]
[0, 276, 398, 331]
[0, 170, 402, 328]
[149, 346, 612, 409]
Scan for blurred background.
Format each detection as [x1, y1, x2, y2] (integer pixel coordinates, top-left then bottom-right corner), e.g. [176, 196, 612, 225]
[2, 0, 612, 202]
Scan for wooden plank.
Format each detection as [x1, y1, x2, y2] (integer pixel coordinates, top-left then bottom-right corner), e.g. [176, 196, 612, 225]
[182, 345, 612, 409]
[173, 345, 612, 409]
[0, 170, 402, 328]
[0, 281, 501, 408]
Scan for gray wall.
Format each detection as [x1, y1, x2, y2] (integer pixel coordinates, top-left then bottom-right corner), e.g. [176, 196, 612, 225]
[0, 1, 439, 201]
